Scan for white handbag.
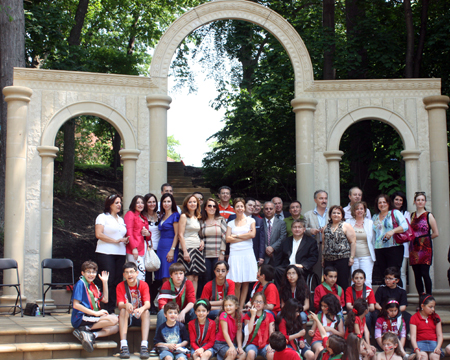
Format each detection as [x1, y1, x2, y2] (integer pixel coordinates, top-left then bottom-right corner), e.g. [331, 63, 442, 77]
[144, 240, 161, 272]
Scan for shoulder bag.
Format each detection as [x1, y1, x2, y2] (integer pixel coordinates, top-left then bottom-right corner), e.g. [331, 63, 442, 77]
[391, 210, 415, 244]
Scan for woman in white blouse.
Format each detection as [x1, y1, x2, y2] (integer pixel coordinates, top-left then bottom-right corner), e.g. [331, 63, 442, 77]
[346, 201, 376, 287]
[95, 194, 129, 313]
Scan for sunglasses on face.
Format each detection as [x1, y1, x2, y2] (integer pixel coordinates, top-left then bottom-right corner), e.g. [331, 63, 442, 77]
[207, 204, 216, 208]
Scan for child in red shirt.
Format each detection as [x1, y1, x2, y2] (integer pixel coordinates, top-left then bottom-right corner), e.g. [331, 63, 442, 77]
[246, 265, 281, 316]
[156, 263, 196, 331]
[314, 267, 345, 312]
[243, 292, 275, 360]
[345, 269, 376, 312]
[308, 294, 344, 359]
[200, 261, 235, 319]
[269, 331, 300, 360]
[188, 299, 216, 360]
[309, 311, 347, 360]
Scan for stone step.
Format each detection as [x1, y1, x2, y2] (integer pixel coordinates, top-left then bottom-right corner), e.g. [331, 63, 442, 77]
[0, 340, 117, 360]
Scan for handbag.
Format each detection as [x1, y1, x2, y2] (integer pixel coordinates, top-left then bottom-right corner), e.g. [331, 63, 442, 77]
[391, 210, 415, 244]
[144, 239, 161, 272]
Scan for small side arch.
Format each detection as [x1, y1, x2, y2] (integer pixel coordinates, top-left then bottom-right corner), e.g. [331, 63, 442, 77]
[40, 101, 137, 149]
[327, 107, 417, 151]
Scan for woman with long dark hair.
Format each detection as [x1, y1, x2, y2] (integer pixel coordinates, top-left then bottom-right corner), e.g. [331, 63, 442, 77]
[95, 194, 128, 313]
[156, 193, 180, 283]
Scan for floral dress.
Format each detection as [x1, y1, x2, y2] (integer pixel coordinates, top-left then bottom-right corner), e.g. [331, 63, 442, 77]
[410, 212, 433, 265]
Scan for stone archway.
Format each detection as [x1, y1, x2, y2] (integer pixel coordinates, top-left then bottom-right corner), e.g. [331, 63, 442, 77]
[147, 0, 316, 202]
[324, 106, 420, 209]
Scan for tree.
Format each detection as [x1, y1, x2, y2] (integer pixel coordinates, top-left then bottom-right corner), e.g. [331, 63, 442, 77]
[0, 0, 25, 224]
[167, 135, 182, 162]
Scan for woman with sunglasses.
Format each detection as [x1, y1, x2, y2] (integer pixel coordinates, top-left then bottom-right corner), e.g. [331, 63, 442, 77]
[410, 192, 439, 295]
[95, 194, 128, 313]
[143, 193, 161, 313]
[200, 198, 227, 283]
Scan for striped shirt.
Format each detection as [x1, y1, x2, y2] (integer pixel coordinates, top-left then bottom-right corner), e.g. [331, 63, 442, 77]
[199, 218, 227, 258]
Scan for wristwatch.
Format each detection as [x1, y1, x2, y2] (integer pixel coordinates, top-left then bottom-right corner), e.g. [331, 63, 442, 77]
[221, 251, 226, 255]
[171, 247, 175, 250]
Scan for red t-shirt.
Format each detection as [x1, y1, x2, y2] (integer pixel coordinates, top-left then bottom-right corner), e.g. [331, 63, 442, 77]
[311, 314, 340, 343]
[252, 282, 281, 315]
[188, 319, 216, 350]
[219, 204, 235, 219]
[216, 312, 238, 342]
[410, 311, 440, 342]
[345, 286, 376, 305]
[201, 279, 236, 301]
[158, 279, 196, 311]
[116, 280, 150, 309]
[314, 283, 345, 311]
[274, 348, 300, 360]
[243, 311, 274, 347]
[345, 315, 365, 339]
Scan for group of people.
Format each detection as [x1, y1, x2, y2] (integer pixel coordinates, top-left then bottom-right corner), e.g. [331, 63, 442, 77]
[70, 183, 443, 360]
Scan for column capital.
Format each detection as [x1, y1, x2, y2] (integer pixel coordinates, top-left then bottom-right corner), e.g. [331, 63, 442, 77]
[146, 94, 172, 109]
[400, 149, 421, 161]
[119, 149, 140, 161]
[323, 150, 344, 162]
[3, 86, 33, 102]
[37, 146, 59, 158]
[423, 95, 449, 110]
[291, 97, 318, 113]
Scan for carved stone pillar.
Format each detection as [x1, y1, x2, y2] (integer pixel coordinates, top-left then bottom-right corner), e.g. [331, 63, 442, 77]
[146, 95, 172, 195]
[323, 151, 344, 206]
[2, 86, 32, 298]
[291, 97, 318, 211]
[119, 149, 141, 210]
[423, 95, 450, 301]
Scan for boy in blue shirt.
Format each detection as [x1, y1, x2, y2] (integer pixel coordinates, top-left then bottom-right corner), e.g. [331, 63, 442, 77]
[71, 261, 119, 352]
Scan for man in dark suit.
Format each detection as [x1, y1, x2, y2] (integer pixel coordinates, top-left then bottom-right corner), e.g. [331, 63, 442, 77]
[263, 201, 287, 267]
[228, 197, 265, 263]
[272, 197, 290, 220]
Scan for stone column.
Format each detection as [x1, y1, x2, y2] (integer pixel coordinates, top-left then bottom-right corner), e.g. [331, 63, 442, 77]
[2, 86, 32, 297]
[119, 149, 141, 210]
[37, 146, 59, 303]
[323, 151, 344, 206]
[146, 94, 172, 195]
[291, 97, 318, 211]
[423, 95, 450, 302]
[400, 149, 421, 299]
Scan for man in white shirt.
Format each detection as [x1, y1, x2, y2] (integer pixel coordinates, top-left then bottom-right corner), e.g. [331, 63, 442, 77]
[343, 187, 371, 220]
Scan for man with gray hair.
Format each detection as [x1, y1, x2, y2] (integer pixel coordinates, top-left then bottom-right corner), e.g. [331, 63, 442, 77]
[263, 201, 287, 267]
[343, 187, 371, 220]
[304, 190, 329, 276]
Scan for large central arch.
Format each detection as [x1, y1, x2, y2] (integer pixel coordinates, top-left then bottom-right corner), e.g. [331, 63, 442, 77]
[150, 0, 314, 95]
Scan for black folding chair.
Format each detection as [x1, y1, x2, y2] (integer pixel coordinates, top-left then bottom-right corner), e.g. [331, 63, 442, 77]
[0, 258, 23, 316]
[41, 258, 74, 316]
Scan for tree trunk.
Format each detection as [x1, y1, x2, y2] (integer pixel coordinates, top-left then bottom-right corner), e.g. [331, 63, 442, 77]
[413, 0, 430, 78]
[61, 0, 90, 193]
[60, 119, 76, 195]
[323, 0, 335, 80]
[404, 0, 414, 78]
[0, 0, 26, 224]
[345, 0, 367, 79]
[112, 130, 121, 179]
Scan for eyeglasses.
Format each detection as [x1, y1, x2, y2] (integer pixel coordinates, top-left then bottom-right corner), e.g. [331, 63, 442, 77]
[207, 204, 216, 208]
[148, 221, 159, 226]
[415, 191, 426, 196]
[108, 194, 118, 199]
[124, 270, 136, 275]
[253, 300, 264, 304]
[84, 271, 97, 275]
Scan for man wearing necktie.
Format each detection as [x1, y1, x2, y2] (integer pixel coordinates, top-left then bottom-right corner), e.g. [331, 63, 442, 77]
[263, 201, 287, 267]
[272, 197, 290, 220]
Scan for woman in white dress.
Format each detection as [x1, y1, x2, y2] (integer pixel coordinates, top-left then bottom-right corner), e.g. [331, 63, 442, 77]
[226, 197, 257, 309]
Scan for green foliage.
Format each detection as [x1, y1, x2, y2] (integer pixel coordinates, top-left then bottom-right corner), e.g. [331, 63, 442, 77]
[167, 135, 182, 161]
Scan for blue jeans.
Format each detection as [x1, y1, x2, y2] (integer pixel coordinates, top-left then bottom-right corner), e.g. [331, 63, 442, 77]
[245, 344, 268, 357]
[207, 309, 221, 320]
[159, 350, 187, 360]
[156, 308, 196, 331]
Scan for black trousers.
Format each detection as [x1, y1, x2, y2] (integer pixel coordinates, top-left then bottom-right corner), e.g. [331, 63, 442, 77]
[412, 264, 432, 295]
[323, 257, 350, 291]
[375, 245, 404, 287]
[96, 253, 125, 313]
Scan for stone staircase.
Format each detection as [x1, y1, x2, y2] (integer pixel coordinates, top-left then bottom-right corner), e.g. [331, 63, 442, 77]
[167, 162, 212, 206]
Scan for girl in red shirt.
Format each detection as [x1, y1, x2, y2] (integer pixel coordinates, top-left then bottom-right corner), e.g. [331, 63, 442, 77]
[309, 311, 347, 360]
[276, 298, 315, 360]
[344, 298, 375, 360]
[308, 294, 344, 359]
[188, 299, 216, 360]
[410, 295, 444, 360]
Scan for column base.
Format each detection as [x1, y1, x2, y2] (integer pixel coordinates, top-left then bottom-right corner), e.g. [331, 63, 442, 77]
[407, 289, 450, 305]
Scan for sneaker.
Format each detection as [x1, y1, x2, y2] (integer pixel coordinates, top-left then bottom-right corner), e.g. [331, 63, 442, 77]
[140, 345, 150, 359]
[149, 347, 158, 357]
[80, 330, 95, 353]
[72, 328, 83, 342]
[120, 346, 131, 359]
